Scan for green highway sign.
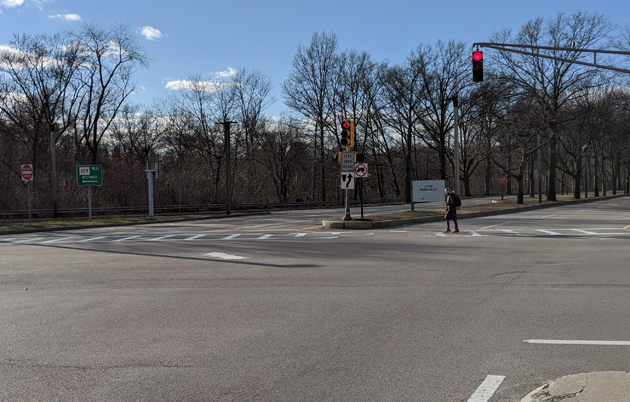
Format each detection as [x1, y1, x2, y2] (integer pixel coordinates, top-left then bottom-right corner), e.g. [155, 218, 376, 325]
[76, 165, 103, 186]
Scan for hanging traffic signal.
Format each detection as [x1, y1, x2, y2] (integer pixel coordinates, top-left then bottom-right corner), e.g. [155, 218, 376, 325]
[472, 50, 483, 82]
[340, 120, 355, 150]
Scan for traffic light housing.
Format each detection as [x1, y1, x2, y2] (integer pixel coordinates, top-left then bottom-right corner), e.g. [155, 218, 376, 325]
[340, 120, 355, 150]
[472, 50, 483, 82]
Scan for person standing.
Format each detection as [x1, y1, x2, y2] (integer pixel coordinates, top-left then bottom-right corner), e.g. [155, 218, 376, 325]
[444, 187, 459, 233]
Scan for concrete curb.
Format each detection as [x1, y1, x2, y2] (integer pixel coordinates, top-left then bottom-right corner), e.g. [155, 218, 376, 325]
[521, 371, 630, 402]
[322, 195, 626, 229]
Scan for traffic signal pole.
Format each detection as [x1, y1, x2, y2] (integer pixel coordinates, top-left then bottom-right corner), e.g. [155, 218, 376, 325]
[472, 42, 630, 75]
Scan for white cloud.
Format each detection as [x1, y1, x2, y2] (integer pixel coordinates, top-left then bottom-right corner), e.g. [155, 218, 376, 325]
[0, 0, 25, 8]
[140, 26, 163, 41]
[215, 67, 237, 79]
[165, 79, 223, 92]
[48, 13, 82, 21]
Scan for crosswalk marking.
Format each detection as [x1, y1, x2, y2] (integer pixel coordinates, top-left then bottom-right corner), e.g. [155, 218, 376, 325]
[185, 234, 206, 240]
[78, 236, 106, 242]
[148, 235, 175, 241]
[536, 229, 562, 235]
[113, 235, 140, 242]
[1, 227, 628, 245]
[42, 237, 76, 243]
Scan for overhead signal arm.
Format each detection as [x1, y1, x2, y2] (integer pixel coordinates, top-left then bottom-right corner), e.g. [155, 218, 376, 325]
[473, 42, 630, 75]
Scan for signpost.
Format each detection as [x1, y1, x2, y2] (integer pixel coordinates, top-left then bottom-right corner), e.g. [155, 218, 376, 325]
[76, 165, 103, 220]
[498, 177, 507, 200]
[21, 164, 33, 226]
[339, 152, 355, 221]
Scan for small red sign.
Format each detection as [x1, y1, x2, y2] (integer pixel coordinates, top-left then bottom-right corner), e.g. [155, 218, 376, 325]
[21, 164, 33, 181]
[498, 177, 507, 184]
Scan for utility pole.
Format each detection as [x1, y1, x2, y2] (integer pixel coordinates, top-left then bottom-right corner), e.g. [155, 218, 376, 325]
[450, 97, 460, 196]
[49, 123, 58, 218]
[217, 121, 236, 216]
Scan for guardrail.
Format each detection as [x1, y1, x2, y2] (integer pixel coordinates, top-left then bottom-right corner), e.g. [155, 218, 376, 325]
[0, 199, 405, 220]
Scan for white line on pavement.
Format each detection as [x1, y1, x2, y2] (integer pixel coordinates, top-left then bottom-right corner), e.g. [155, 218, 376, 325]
[479, 223, 509, 230]
[468, 375, 506, 402]
[294, 233, 307, 238]
[221, 234, 241, 240]
[185, 234, 206, 240]
[537, 229, 562, 236]
[257, 234, 274, 239]
[205, 252, 246, 260]
[42, 237, 76, 243]
[78, 236, 106, 243]
[524, 339, 630, 346]
[113, 235, 140, 242]
[148, 235, 175, 241]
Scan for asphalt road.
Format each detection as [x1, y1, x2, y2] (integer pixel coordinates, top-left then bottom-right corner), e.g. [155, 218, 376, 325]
[1, 197, 629, 401]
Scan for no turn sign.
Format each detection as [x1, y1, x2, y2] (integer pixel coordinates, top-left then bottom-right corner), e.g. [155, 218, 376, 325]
[21, 164, 33, 182]
[354, 163, 368, 178]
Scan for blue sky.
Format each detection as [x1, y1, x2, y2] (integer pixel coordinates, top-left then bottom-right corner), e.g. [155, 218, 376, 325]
[1, 0, 629, 117]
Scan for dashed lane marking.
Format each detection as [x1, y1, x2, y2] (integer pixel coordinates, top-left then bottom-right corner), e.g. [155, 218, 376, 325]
[468, 375, 505, 402]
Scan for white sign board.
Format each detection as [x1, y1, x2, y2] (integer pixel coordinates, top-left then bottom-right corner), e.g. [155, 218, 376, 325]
[340, 152, 355, 172]
[412, 180, 445, 202]
[341, 173, 355, 190]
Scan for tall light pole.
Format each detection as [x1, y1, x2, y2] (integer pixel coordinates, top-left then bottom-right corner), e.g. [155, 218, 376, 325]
[49, 123, 58, 218]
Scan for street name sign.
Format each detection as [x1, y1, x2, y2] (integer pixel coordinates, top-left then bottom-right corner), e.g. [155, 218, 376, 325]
[76, 165, 103, 186]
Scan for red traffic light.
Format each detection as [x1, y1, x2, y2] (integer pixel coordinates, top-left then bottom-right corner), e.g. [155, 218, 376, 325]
[341, 121, 351, 130]
[473, 50, 483, 61]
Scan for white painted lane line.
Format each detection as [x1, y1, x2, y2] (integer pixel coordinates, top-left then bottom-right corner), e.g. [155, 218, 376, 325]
[78, 236, 106, 243]
[42, 237, 76, 243]
[113, 235, 140, 242]
[525, 339, 630, 346]
[257, 234, 274, 240]
[148, 235, 175, 241]
[185, 234, 206, 240]
[205, 252, 247, 260]
[624, 224, 630, 230]
[468, 231, 483, 236]
[294, 233, 307, 238]
[468, 375, 505, 402]
[221, 234, 241, 240]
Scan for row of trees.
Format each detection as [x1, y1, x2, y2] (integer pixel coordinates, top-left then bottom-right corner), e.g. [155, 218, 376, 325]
[2, 12, 630, 215]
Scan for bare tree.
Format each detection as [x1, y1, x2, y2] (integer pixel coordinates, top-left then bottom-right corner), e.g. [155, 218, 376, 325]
[283, 32, 339, 201]
[493, 11, 614, 200]
[69, 23, 148, 164]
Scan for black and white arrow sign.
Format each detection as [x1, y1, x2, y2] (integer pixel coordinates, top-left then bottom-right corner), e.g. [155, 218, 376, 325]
[341, 173, 355, 190]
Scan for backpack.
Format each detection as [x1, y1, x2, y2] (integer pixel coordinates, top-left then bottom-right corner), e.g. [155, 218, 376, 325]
[451, 194, 462, 207]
